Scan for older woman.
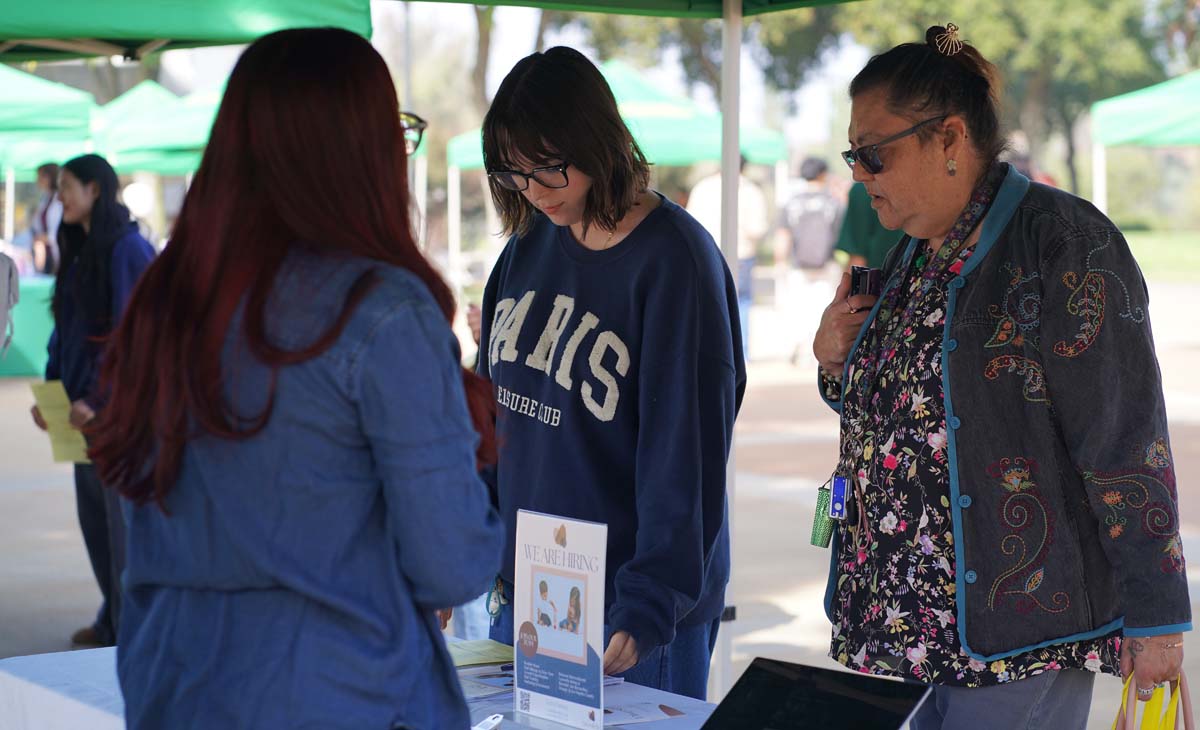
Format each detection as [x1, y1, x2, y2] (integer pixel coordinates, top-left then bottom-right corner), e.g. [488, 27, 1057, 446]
[813, 24, 1188, 729]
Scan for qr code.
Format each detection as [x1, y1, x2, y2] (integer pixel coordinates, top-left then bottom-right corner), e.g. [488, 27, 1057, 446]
[519, 691, 531, 713]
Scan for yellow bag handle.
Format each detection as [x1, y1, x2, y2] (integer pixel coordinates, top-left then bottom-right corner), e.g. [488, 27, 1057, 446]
[1114, 673, 1194, 730]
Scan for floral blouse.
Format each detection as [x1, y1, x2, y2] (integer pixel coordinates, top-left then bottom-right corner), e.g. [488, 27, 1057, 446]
[828, 214, 1122, 687]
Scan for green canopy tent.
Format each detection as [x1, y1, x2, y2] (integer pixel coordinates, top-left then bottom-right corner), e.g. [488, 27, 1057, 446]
[100, 84, 219, 176]
[426, 0, 844, 17]
[0, 0, 371, 61]
[446, 60, 787, 169]
[0, 63, 95, 243]
[0, 138, 91, 181]
[1090, 70, 1200, 213]
[93, 80, 194, 175]
[98, 82, 431, 243]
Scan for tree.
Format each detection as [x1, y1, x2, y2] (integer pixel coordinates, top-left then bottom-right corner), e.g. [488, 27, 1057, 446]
[833, 0, 1166, 193]
[546, 8, 837, 102]
[472, 6, 497, 117]
[1155, 0, 1200, 71]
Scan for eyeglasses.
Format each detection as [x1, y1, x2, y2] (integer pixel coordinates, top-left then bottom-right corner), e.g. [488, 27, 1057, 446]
[487, 162, 570, 192]
[841, 115, 947, 174]
[399, 112, 428, 155]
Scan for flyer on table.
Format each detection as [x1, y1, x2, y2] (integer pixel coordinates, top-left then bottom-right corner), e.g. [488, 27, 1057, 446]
[513, 509, 607, 730]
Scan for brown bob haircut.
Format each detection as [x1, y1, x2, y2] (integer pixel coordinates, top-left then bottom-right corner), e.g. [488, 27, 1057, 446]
[483, 46, 651, 238]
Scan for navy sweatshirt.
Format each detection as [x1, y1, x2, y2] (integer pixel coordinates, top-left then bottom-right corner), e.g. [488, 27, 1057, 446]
[46, 223, 155, 406]
[479, 194, 746, 651]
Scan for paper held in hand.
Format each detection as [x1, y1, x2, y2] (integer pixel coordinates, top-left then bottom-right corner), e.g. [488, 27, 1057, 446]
[449, 639, 514, 668]
[30, 380, 90, 464]
[513, 509, 607, 730]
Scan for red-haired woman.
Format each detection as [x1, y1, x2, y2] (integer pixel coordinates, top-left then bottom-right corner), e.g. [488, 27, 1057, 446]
[89, 28, 504, 729]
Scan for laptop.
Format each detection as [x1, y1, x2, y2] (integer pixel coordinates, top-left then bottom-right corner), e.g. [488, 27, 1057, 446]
[702, 658, 932, 729]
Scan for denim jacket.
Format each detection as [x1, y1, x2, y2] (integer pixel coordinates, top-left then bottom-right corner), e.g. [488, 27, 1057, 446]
[822, 166, 1190, 660]
[119, 253, 504, 729]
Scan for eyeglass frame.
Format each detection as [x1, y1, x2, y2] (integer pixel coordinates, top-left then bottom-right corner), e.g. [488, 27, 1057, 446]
[399, 111, 428, 155]
[486, 162, 571, 192]
[841, 115, 947, 174]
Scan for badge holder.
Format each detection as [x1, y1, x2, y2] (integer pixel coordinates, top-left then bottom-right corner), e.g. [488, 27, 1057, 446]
[811, 475, 852, 548]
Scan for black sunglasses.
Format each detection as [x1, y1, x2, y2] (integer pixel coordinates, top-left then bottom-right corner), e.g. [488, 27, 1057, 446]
[841, 115, 947, 174]
[487, 162, 570, 192]
[399, 111, 427, 155]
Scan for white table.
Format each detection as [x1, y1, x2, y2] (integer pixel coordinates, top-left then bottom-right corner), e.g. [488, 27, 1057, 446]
[0, 647, 714, 729]
[469, 682, 714, 729]
[0, 648, 123, 730]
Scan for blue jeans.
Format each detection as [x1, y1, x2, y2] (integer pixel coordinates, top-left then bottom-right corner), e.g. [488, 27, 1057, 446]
[910, 669, 1096, 730]
[450, 593, 490, 640]
[489, 596, 720, 701]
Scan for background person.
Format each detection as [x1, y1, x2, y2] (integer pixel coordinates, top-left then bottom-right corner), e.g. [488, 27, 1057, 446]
[7, 163, 64, 276]
[835, 181, 901, 270]
[31, 163, 64, 274]
[31, 153, 154, 648]
[776, 156, 843, 365]
[813, 24, 1187, 730]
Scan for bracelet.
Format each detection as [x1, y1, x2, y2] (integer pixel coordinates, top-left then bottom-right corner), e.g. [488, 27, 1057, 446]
[818, 366, 844, 382]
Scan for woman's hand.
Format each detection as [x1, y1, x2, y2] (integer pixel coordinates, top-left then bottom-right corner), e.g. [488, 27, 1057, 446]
[69, 400, 95, 430]
[436, 608, 454, 631]
[812, 272, 877, 375]
[31, 405, 48, 431]
[1121, 633, 1185, 702]
[603, 631, 639, 676]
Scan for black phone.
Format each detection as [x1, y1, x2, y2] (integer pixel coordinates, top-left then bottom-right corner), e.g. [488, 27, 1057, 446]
[850, 265, 882, 297]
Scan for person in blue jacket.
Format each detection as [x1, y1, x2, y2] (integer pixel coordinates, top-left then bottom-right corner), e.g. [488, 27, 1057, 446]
[30, 153, 154, 648]
[479, 46, 746, 701]
[85, 29, 505, 729]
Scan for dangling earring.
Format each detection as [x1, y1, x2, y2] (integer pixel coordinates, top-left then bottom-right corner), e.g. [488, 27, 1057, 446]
[947, 159, 957, 176]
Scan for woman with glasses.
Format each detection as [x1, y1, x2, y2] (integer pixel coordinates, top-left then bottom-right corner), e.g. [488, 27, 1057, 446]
[88, 28, 503, 729]
[477, 46, 745, 700]
[812, 24, 1187, 729]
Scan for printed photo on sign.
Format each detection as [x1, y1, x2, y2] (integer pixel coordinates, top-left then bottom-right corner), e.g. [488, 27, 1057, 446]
[514, 510, 607, 729]
[530, 568, 587, 663]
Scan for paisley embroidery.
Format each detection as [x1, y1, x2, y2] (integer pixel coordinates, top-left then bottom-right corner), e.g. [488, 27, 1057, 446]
[982, 264, 1050, 402]
[1052, 271, 1105, 357]
[986, 458, 1069, 615]
[1053, 233, 1146, 358]
[983, 356, 1048, 403]
[1145, 438, 1171, 470]
[986, 264, 1041, 349]
[1083, 439, 1182, 573]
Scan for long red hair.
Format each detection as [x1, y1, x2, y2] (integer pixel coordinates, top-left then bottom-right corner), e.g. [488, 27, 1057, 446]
[89, 28, 495, 509]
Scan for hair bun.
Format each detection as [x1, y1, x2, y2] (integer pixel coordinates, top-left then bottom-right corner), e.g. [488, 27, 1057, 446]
[926, 23, 964, 56]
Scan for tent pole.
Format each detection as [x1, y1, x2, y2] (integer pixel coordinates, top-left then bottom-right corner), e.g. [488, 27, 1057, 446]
[774, 159, 788, 207]
[4, 167, 15, 244]
[447, 164, 463, 304]
[1092, 143, 1107, 214]
[403, 2, 413, 112]
[415, 154, 429, 250]
[713, 0, 742, 703]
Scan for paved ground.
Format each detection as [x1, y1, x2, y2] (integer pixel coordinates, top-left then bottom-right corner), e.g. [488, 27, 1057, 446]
[0, 279, 1197, 728]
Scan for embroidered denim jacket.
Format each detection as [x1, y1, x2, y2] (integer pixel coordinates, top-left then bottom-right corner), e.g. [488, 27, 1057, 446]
[821, 166, 1191, 660]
